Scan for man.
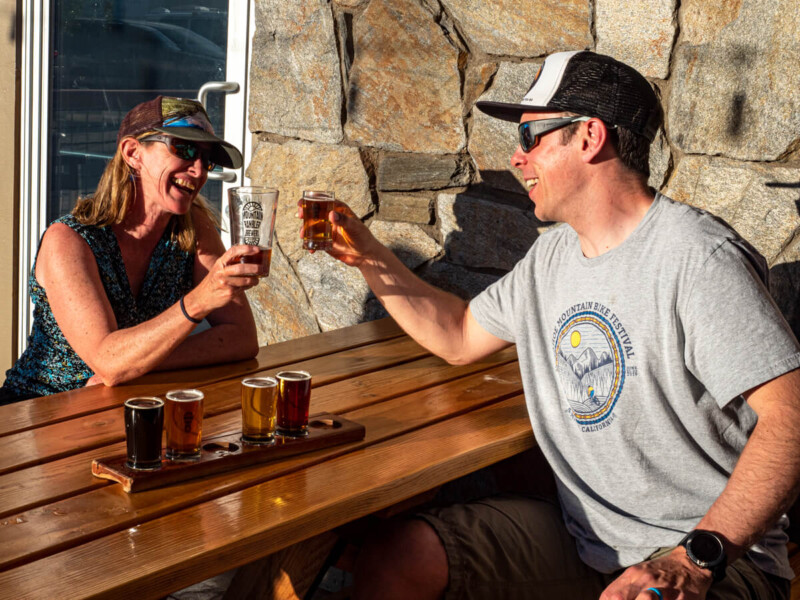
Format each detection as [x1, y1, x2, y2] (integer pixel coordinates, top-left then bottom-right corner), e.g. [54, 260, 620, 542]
[317, 50, 800, 599]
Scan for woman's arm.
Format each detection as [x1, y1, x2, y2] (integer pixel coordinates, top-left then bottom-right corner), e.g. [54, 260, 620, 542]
[37, 213, 259, 386]
[154, 207, 260, 371]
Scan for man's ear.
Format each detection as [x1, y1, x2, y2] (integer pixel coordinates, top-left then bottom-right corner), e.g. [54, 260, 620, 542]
[579, 118, 612, 163]
[119, 137, 141, 170]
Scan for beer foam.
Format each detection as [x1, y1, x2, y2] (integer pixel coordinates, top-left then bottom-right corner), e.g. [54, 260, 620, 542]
[276, 371, 312, 381]
[166, 389, 204, 402]
[243, 377, 278, 388]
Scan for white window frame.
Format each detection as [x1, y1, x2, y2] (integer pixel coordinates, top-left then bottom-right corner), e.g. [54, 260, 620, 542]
[18, 0, 255, 355]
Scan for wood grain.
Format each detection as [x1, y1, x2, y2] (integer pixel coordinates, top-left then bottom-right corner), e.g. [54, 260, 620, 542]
[0, 396, 534, 599]
[0, 362, 524, 571]
[0, 349, 518, 519]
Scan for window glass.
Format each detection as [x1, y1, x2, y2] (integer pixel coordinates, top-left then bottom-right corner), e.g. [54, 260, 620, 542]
[49, 1, 229, 222]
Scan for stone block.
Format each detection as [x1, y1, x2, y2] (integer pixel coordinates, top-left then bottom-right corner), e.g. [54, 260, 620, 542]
[596, 0, 677, 79]
[369, 220, 442, 270]
[378, 193, 433, 224]
[296, 252, 375, 332]
[245, 242, 321, 346]
[250, 0, 343, 144]
[669, 0, 800, 160]
[377, 153, 469, 191]
[344, 0, 465, 154]
[418, 260, 501, 300]
[437, 192, 552, 271]
[440, 0, 591, 57]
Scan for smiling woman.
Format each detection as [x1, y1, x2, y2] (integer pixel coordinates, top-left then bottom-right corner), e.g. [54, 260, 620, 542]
[0, 97, 262, 404]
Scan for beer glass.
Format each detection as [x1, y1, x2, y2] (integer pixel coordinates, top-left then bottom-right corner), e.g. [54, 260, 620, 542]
[241, 377, 279, 445]
[124, 397, 164, 470]
[229, 187, 279, 276]
[276, 371, 312, 437]
[165, 389, 204, 460]
[301, 191, 335, 251]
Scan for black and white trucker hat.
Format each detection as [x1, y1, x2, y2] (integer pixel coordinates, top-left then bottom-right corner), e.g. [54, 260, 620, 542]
[476, 50, 661, 142]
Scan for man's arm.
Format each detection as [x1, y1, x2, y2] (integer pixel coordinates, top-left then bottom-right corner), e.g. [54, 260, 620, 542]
[601, 367, 800, 600]
[324, 205, 510, 364]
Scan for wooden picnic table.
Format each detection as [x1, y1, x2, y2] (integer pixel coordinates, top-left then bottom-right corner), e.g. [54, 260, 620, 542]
[0, 317, 534, 599]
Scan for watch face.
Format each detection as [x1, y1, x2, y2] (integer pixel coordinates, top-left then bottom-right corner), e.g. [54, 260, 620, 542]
[689, 532, 723, 564]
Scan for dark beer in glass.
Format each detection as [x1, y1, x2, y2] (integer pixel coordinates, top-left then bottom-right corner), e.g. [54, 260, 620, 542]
[276, 371, 312, 437]
[124, 397, 164, 470]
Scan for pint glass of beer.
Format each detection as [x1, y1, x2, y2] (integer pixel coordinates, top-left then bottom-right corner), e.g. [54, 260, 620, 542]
[124, 397, 164, 470]
[276, 371, 312, 437]
[229, 187, 279, 277]
[241, 377, 278, 445]
[301, 191, 335, 251]
[165, 389, 204, 460]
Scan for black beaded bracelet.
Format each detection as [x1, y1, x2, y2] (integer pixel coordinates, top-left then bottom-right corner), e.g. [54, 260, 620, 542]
[179, 295, 203, 324]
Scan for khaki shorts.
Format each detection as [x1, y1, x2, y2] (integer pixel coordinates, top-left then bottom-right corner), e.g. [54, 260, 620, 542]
[416, 494, 790, 600]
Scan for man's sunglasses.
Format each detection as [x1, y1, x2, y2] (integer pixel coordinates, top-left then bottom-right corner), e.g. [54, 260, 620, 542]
[518, 115, 591, 153]
[141, 134, 216, 171]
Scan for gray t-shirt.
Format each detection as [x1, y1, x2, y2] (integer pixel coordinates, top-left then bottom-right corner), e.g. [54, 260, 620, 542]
[470, 194, 800, 578]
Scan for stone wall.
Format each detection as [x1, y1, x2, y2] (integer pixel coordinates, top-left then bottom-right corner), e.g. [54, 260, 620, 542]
[245, 0, 800, 345]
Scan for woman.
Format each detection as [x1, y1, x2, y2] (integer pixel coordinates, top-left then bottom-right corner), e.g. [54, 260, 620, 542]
[1, 96, 261, 403]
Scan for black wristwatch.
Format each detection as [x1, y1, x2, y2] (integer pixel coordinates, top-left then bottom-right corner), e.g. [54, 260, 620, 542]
[679, 529, 727, 582]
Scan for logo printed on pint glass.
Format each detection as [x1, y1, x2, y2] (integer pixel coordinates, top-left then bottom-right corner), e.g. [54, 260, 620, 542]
[552, 304, 636, 431]
[242, 201, 264, 246]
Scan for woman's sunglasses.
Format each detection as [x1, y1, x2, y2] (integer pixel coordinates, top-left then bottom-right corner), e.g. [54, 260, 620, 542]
[518, 115, 591, 153]
[141, 134, 216, 171]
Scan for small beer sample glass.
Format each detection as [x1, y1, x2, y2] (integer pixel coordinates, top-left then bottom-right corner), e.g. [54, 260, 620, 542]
[164, 389, 204, 460]
[229, 187, 279, 277]
[276, 371, 312, 437]
[124, 397, 165, 470]
[241, 377, 279, 445]
[301, 191, 335, 251]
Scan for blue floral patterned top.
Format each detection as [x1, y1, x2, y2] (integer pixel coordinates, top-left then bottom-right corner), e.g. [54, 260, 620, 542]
[2, 214, 194, 398]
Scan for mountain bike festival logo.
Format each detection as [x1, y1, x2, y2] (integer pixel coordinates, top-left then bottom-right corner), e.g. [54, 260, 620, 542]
[552, 303, 636, 432]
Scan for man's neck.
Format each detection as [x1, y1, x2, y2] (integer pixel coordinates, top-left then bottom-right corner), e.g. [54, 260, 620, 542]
[571, 174, 655, 259]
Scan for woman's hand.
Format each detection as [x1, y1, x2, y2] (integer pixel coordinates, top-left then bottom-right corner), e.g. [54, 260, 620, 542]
[184, 244, 262, 319]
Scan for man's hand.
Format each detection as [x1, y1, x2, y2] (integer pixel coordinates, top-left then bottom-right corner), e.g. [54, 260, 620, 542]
[297, 199, 381, 267]
[600, 548, 713, 600]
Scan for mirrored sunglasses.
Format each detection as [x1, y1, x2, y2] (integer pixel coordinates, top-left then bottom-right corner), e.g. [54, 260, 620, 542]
[518, 115, 591, 153]
[141, 134, 216, 171]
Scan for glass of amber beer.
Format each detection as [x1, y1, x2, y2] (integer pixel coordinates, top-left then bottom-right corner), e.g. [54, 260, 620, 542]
[276, 371, 312, 437]
[164, 389, 204, 460]
[241, 377, 278, 445]
[124, 397, 164, 470]
[301, 190, 335, 251]
[229, 187, 279, 277]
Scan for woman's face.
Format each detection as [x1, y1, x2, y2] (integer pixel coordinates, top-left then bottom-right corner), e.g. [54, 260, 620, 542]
[136, 137, 211, 216]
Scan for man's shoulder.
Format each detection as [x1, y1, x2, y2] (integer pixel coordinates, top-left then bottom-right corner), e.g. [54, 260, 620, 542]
[654, 194, 749, 252]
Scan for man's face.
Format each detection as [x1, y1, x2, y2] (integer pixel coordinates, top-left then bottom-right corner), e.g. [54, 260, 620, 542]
[511, 111, 581, 223]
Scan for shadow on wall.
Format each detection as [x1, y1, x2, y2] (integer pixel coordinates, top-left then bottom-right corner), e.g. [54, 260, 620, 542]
[768, 181, 800, 343]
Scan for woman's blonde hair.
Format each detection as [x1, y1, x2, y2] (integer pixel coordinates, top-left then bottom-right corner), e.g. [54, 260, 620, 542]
[72, 131, 219, 252]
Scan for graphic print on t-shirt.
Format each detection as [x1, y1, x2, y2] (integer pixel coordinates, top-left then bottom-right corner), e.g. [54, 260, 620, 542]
[552, 304, 635, 430]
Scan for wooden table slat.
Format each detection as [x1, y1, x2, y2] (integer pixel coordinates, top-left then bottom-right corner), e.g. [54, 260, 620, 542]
[0, 362, 524, 571]
[0, 318, 405, 437]
[0, 395, 534, 600]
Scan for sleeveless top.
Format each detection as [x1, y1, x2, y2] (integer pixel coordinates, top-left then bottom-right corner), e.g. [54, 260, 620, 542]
[3, 215, 195, 398]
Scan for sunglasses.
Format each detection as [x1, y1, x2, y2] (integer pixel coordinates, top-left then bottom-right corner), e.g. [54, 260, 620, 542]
[141, 134, 216, 171]
[518, 116, 591, 153]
